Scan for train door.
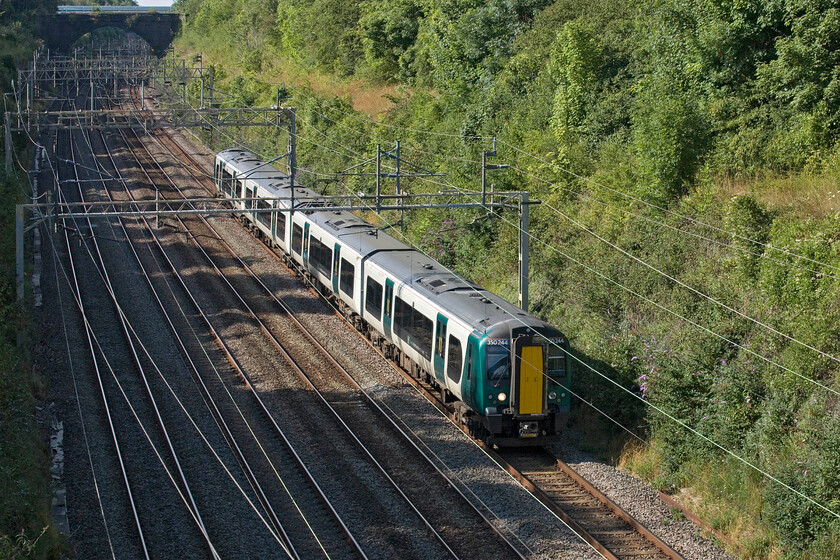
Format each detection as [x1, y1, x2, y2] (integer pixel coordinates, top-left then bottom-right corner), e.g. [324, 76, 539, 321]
[332, 244, 341, 293]
[433, 314, 448, 383]
[513, 336, 545, 416]
[461, 335, 479, 410]
[383, 279, 394, 339]
[302, 223, 310, 263]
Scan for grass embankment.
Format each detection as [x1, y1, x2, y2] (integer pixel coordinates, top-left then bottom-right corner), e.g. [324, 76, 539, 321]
[0, 26, 64, 558]
[0, 170, 62, 558]
[175, 42, 401, 118]
[174, 19, 840, 557]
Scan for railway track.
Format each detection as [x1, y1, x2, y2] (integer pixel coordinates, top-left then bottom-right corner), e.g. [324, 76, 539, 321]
[498, 449, 680, 560]
[46, 80, 358, 558]
[367, 338, 685, 560]
[87, 122, 362, 560]
[74, 85, 530, 559]
[52, 90, 226, 559]
[123, 86, 688, 560]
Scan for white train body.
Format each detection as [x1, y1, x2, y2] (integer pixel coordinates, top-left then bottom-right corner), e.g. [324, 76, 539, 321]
[214, 148, 571, 445]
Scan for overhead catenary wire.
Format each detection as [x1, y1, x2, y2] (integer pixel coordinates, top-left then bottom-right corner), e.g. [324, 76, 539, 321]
[314, 165, 835, 557]
[258, 109, 840, 531]
[280, 80, 840, 278]
[51, 82, 296, 555]
[194, 90, 840, 403]
[277, 92, 840, 398]
[151, 76, 839, 435]
[335, 171, 840, 530]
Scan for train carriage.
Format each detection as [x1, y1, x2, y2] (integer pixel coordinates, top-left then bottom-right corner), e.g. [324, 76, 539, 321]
[213, 149, 572, 446]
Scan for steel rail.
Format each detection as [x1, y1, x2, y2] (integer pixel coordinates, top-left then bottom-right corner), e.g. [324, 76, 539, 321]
[110, 92, 368, 559]
[92, 105, 302, 560]
[145, 125, 533, 560]
[55, 94, 151, 559]
[85, 118, 301, 560]
[119, 94, 467, 560]
[65, 94, 223, 559]
[342, 324, 685, 560]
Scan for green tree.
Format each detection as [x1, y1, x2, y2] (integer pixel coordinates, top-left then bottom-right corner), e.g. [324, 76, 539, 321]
[548, 21, 602, 146]
[358, 0, 423, 82]
[632, 72, 709, 203]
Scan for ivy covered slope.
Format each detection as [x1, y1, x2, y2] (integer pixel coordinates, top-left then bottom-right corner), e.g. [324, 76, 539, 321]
[175, 0, 840, 557]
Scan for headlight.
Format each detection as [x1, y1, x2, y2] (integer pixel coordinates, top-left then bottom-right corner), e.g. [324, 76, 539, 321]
[497, 392, 507, 402]
[548, 390, 557, 401]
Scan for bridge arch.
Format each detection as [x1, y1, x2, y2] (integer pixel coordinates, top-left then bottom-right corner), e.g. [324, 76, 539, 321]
[36, 9, 182, 56]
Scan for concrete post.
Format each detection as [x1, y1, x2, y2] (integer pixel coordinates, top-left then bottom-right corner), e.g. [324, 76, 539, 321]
[395, 141, 404, 232]
[16, 205, 24, 303]
[5, 112, 12, 177]
[518, 192, 529, 312]
[16, 204, 23, 349]
[376, 144, 381, 212]
[288, 108, 296, 220]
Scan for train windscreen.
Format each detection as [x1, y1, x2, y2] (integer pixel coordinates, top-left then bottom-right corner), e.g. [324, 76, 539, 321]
[486, 345, 510, 384]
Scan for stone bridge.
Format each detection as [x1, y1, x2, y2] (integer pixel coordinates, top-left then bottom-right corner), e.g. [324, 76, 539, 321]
[36, 7, 182, 56]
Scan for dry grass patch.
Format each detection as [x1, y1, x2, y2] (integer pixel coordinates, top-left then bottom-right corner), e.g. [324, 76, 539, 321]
[714, 171, 840, 219]
[264, 58, 405, 118]
[758, 173, 840, 219]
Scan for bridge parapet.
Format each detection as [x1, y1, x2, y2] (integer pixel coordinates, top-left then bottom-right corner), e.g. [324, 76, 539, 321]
[36, 10, 181, 55]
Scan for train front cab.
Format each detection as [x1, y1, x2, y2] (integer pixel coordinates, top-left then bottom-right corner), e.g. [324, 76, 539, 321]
[477, 328, 571, 446]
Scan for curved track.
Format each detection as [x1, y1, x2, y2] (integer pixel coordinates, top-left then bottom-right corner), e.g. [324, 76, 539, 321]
[124, 83, 685, 560]
[74, 82, 529, 559]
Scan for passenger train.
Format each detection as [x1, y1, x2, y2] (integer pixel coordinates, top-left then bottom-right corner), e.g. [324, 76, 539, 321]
[214, 148, 571, 445]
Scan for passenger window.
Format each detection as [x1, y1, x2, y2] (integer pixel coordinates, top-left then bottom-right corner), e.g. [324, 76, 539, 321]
[276, 209, 286, 237]
[486, 345, 511, 382]
[340, 259, 355, 297]
[548, 344, 567, 382]
[393, 296, 433, 360]
[292, 224, 302, 254]
[365, 278, 383, 318]
[309, 236, 332, 277]
[447, 336, 462, 383]
[257, 199, 272, 227]
[436, 319, 447, 359]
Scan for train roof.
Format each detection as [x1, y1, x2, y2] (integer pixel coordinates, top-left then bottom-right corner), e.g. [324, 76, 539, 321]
[349, 221, 549, 335]
[217, 149, 291, 184]
[306, 209, 402, 252]
[218, 148, 328, 203]
[216, 149, 559, 338]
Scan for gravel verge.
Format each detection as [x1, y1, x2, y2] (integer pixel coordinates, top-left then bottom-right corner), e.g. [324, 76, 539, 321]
[160, 114, 736, 560]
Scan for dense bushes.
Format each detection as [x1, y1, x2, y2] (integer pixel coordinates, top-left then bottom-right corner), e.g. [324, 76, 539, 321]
[174, 0, 840, 556]
[0, 2, 69, 558]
